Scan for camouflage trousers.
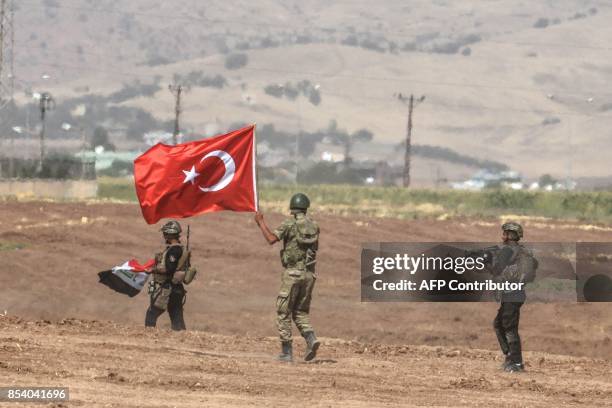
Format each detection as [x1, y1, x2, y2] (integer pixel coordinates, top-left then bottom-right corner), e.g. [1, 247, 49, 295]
[493, 301, 523, 364]
[276, 268, 316, 342]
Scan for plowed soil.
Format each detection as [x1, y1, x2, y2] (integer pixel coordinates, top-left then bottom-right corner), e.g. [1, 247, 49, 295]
[1, 201, 611, 407]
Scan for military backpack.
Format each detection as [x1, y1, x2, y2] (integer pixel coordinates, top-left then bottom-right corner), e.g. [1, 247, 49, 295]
[281, 215, 319, 270]
[498, 244, 538, 284]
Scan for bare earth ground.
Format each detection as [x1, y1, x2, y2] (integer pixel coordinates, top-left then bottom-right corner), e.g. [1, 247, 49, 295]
[1, 201, 612, 407]
[1, 316, 611, 408]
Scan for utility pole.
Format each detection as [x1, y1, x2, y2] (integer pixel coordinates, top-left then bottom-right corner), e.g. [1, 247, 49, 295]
[404, 94, 414, 188]
[168, 84, 185, 145]
[1, 0, 15, 177]
[296, 95, 302, 184]
[0, 0, 13, 107]
[37, 92, 54, 172]
[396, 93, 425, 188]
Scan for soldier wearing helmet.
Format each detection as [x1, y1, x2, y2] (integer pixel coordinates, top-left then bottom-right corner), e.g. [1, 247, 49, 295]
[254, 193, 321, 363]
[145, 220, 189, 331]
[492, 221, 528, 372]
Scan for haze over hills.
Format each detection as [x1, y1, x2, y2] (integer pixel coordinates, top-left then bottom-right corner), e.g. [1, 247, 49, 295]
[6, 0, 612, 182]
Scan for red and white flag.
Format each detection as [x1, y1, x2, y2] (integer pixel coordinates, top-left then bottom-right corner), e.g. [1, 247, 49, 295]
[134, 125, 258, 224]
[98, 259, 155, 297]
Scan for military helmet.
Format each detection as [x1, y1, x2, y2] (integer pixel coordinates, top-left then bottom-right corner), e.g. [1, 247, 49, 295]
[161, 220, 182, 235]
[289, 193, 310, 210]
[502, 221, 523, 239]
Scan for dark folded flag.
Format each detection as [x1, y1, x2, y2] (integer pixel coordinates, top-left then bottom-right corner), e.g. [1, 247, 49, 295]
[98, 259, 154, 297]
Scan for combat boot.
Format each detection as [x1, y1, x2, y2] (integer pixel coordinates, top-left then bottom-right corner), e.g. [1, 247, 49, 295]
[278, 341, 293, 363]
[303, 331, 320, 362]
[500, 353, 511, 370]
[504, 362, 525, 373]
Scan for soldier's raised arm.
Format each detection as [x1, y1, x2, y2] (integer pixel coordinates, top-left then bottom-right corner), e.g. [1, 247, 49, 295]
[254, 212, 280, 245]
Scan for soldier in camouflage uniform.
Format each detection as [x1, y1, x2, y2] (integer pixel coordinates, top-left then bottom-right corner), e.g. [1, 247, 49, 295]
[491, 221, 531, 373]
[145, 220, 189, 331]
[254, 193, 321, 362]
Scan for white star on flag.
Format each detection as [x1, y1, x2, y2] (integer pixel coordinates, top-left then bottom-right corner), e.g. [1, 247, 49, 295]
[182, 165, 200, 185]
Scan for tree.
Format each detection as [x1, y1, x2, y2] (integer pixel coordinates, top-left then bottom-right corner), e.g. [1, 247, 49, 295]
[325, 120, 373, 164]
[538, 174, 556, 187]
[224, 53, 248, 70]
[91, 126, 115, 151]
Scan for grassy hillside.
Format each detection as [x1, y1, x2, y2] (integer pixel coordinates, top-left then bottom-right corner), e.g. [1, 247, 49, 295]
[9, 0, 612, 181]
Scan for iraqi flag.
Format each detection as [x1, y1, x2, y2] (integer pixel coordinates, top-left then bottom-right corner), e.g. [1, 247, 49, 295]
[134, 125, 258, 224]
[98, 259, 155, 297]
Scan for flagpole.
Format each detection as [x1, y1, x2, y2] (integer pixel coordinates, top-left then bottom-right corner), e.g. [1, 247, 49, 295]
[253, 123, 260, 211]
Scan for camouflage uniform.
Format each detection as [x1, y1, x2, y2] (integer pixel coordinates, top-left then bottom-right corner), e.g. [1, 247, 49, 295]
[492, 222, 532, 372]
[273, 212, 319, 343]
[145, 221, 189, 331]
[145, 244, 188, 331]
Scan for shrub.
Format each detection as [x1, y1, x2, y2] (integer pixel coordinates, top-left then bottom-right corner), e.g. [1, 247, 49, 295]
[263, 80, 322, 106]
[542, 117, 561, 126]
[146, 54, 171, 66]
[91, 126, 115, 151]
[224, 53, 248, 70]
[599, 103, 612, 112]
[109, 81, 161, 103]
[173, 71, 227, 88]
[341, 35, 358, 46]
[308, 89, 321, 106]
[260, 36, 280, 48]
[296, 35, 313, 44]
[98, 160, 134, 177]
[431, 34, 481, 54]
[264, 84, 284, 98]
[199, 74, 227, 88]
[402, 42, 417, 51]
[0, 156, 95, 180]
[360, 38, 386, 53]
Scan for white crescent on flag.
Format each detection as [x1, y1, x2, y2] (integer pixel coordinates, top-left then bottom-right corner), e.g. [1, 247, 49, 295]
[199, 150, 236, 193]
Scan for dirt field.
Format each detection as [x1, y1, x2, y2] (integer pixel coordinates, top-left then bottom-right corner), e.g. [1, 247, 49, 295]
[1, 316, 611, 407]
[1, 201, 612, 407]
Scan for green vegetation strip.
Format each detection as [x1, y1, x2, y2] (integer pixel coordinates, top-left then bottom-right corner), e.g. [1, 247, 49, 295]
[0, 242, 25, 251]
[97, 178, 612, 222]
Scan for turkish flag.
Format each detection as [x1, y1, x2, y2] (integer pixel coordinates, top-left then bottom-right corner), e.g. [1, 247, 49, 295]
[134, 125, 258, 224]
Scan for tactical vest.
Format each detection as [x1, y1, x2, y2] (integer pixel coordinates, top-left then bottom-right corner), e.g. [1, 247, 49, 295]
[497, 244, 538, 284]
[152, 244, 190, 283]
[280, 214, 319, 271]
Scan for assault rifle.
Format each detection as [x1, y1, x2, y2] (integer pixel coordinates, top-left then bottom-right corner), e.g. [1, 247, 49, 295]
[186, 225, 191, 268]
[182, 224, 198, 285]
[465, 245, 502, 267]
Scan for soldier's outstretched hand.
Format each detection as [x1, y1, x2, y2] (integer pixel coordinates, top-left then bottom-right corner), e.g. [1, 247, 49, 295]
[254, 212, 264, 225]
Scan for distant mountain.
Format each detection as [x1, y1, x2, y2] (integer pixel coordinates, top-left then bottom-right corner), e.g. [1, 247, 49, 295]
[8, 0, 612, 180]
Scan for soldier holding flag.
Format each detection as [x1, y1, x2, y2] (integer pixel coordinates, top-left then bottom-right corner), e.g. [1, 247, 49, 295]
[130, 125, 258, 331]
[255, 193, 321, 363]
